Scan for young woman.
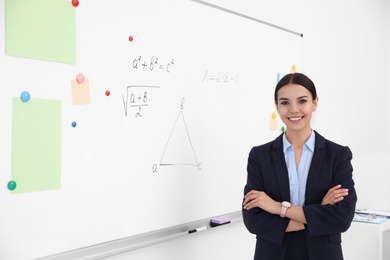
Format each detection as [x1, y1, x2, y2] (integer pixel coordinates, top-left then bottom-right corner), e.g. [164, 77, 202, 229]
[242, 73, 356, 260]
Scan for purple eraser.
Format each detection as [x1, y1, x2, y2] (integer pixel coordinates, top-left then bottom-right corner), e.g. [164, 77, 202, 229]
[210, 216, 231, 226]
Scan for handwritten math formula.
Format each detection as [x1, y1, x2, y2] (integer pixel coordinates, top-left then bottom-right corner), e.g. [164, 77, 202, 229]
[202, 70, 239, 86]
[122, 85, 160, 117]
[123, 55, 175, 117]
[132, 55, 175, 73]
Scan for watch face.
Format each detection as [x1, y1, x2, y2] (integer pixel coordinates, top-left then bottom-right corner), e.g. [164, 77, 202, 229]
[282, 201, 291, 208]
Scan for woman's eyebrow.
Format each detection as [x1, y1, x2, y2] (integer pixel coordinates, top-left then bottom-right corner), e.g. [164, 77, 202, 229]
[278, 97, 289, 101]
[297, 95, 309, 99]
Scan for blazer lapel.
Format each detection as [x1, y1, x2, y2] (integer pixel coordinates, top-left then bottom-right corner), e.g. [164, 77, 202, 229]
[305, 131, 326, 204]
[272, 134, 291, 202]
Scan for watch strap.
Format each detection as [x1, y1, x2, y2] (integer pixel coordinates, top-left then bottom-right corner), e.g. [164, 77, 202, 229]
[280, 205, 288, 218]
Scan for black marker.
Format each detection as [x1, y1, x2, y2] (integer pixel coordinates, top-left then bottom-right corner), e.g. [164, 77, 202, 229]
[188, 226, 208, 234]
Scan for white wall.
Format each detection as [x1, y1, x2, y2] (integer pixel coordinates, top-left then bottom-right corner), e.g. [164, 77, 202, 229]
[300, 0, 390, 213]
[303, 0, 390, 155]
[104, 1, 390, 259]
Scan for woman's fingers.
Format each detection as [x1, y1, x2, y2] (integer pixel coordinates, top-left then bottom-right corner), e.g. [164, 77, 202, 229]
[322, 185, 349, 205]
[328, 184, 342, 192]
[243, 190, 263, 209]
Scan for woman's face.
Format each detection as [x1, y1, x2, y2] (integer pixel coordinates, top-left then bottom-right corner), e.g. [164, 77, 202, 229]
[275, 83, 318, 133]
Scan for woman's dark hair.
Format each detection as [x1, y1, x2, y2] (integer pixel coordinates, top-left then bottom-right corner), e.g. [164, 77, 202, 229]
[274, 73, 317, 103]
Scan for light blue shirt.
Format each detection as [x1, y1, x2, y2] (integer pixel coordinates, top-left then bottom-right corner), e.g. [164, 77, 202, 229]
[282, 131, 315, 206]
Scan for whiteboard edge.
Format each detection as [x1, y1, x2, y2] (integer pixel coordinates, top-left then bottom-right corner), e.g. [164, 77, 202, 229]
[34, 211, 243, 260]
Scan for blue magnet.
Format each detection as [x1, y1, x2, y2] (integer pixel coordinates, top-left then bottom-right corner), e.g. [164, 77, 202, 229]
[8, 180, 16, 191]
[72, 121, 77, 128]
[277, 73, 286, 83]
[20, 91, 30, 102]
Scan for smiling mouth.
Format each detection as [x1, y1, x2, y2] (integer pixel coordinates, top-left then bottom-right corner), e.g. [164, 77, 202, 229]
[288, 116, 304, 121]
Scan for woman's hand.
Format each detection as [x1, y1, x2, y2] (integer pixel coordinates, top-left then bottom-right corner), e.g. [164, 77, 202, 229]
[286, 219, 305, 232]
[321, 185, 349, 205]
[243, 190, 281, 215]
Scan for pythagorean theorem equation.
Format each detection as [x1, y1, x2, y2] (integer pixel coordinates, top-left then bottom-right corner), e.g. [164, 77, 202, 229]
[132, 55, 175, 73]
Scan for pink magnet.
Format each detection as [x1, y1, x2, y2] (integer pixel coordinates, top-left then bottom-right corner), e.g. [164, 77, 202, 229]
[76, 73, 85, 84]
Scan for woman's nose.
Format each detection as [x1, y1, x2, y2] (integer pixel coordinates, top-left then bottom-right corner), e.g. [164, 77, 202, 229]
[290, 103, 299, 113]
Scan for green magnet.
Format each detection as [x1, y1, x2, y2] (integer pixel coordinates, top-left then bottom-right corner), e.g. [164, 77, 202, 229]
[8, 180, 17, 191]
[281, 126, 286, 132]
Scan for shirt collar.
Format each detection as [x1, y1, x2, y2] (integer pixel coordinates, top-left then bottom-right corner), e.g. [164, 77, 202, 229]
[283, 130, 315, 153]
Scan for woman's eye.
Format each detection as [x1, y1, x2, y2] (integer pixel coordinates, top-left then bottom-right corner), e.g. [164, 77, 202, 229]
[299, 99, 307, 104]
[281, 101, 289, 105]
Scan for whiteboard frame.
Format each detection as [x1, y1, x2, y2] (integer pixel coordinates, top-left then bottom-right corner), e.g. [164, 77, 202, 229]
[36, 211, 242, 260]
[189, 0, 303, 37]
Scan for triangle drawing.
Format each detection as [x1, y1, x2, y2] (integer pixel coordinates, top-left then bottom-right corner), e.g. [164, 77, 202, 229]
[160, 110, 201, 169]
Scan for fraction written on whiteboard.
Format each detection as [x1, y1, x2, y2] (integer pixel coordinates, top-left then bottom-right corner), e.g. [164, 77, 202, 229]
[122, 85, 160, 117]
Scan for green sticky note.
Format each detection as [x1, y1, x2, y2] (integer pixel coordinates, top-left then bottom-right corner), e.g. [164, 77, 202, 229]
[11, 97, 62, 194]
[5, 0, 76, 64]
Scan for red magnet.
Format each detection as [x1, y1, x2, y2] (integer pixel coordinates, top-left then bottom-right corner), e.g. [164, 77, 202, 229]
[105, 90, 110, 96]
[129, 36, 133, 42]
[72, 0, 79, 7]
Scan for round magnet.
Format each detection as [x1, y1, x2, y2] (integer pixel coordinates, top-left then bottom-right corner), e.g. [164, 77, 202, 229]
[105, 90, 110, 96]
[272, 112, 277, 119]
[72, 121, 77, 128]
[129, 36, 133, 41]
[277, 72, 285, 83]
[76, 73, 85, 84]
[291, 65, 297, 73]
[8, 181, 16, 191]
[72, 0, 79, 7]
[20, 91, 31, 102]
[281, 126, 286, 132]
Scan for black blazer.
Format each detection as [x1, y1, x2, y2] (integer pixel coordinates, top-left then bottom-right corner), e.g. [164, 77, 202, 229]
[243, 131, 357, 260]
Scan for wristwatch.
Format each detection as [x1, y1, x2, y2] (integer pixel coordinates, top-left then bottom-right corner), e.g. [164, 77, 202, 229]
[280, 201, 292, 218]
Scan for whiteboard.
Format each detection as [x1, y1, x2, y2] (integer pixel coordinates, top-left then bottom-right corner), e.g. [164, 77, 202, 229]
[0, 0, 302, 258]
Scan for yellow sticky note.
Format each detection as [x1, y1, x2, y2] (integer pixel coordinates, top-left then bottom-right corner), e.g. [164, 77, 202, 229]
[269, 113, 277, 131]
[71, 79, 91, 105]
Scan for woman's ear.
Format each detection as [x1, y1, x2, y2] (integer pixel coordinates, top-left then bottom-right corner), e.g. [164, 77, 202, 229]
[313, 97, 319, 111]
